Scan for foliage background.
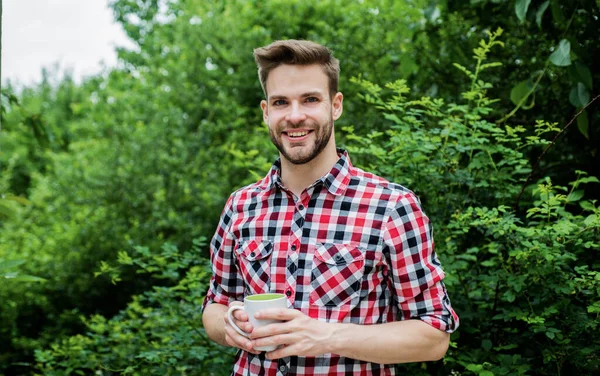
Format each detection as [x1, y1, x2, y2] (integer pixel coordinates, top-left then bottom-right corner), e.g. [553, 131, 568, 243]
[1, 0, 598, 375]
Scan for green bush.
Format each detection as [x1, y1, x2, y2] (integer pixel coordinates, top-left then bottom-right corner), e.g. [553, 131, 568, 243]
[346, 29, 600, 375]
[34, 238, 234, 376]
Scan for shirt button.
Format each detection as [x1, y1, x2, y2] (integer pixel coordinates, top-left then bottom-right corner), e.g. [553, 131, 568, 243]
[334, 254, 343, 263]
[250, 252, 256, 257]
[285, 289, 292, 297]
[298, 204, 304, 210]
[279, 364, 288, 373]
[291, 244, 297, 251]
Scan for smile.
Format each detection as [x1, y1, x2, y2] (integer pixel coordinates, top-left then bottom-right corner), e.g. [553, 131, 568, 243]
[283, 129, 313, 139]
[288, 131, 309, 137]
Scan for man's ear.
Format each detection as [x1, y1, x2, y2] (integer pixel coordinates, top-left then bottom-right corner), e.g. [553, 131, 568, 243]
[260, 100, 268, 124]
[332, 92, 343, 121]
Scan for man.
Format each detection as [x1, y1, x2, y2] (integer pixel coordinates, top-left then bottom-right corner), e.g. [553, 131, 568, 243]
[202, 40, 459, 375]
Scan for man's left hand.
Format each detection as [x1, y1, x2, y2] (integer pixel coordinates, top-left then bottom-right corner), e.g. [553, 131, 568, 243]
[249, 308, 335, 360]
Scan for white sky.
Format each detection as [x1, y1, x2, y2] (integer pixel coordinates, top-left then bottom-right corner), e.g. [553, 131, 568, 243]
[1, 0, 136, 87]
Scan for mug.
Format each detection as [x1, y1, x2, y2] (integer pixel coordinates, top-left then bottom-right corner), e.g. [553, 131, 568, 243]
[227, 293, 288, 352]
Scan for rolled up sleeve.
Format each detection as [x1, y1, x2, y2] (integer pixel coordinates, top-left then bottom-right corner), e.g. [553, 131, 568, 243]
[383, 192, 459, 333]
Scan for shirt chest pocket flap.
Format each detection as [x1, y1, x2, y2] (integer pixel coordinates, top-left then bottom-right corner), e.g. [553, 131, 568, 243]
[235, 239, 274, 294]
[310, 243, 365, 307]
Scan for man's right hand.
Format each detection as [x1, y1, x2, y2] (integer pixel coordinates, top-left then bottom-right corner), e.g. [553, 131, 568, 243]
[223, 302, 261, 354]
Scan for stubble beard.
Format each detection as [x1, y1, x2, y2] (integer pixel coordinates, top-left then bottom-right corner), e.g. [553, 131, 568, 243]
[269, 117, 334, 165]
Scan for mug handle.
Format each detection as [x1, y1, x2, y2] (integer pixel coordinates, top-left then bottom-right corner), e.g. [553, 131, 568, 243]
[227, 305, 250, 337]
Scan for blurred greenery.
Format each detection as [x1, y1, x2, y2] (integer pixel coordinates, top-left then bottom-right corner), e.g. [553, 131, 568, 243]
[0, 0, 598, 375]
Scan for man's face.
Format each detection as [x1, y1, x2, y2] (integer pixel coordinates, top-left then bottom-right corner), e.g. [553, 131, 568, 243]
[261, 64, 343, 165]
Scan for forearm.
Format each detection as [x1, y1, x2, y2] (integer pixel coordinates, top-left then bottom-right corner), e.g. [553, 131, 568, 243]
[202, 302, 230, 347]
[328, 319, 449, 364]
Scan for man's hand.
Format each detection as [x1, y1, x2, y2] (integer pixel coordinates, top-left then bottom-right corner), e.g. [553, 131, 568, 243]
[222, 302, 262, 355]
[248, 308, 335, 360]
[207, 302, 450, 364]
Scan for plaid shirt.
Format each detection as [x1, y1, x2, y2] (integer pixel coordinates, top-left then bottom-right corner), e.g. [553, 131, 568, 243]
[202, 150, 459, 376]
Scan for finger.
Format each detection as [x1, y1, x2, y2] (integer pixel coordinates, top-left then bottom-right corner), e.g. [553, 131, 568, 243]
[226, 302, 249, 321]
[265, 342, 295, 360]
[223, 313, 249, 324]
[251, 331, 296, 351]
[265, 348, 285, 360]
[254, 308, 300, 321]
[224, 324, 262, 355]
[223, 311, 254, 334]
[224, 327, 252, 350]
[234, 310, 250, 322]
[249, 321, 290, 339]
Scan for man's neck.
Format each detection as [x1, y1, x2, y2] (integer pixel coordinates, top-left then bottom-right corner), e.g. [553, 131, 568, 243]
[280, 146, 339, 198]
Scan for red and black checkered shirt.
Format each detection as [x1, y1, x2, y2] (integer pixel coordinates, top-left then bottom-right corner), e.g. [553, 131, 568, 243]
[202, 150, 459, 376]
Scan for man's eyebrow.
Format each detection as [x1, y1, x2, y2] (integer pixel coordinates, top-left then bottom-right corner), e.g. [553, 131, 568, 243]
[268, 95, 287, 101]
[301, 91, 324, 97]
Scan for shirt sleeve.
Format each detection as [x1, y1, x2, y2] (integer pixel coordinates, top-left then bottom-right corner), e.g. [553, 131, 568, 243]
[201, 194, 244, 312]
[382, 191, 459, 333]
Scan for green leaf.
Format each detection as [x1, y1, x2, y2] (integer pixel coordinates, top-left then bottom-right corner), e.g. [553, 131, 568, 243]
[536, 1, 550, 28]
[577, 110, 589, 139]
[550, 0, 566, 24]
[480, 371, 495, 376]
[580, 201, 595, 211]
[588, 301, 600, 313]
[481, 260, 497, 267]
[569, 83, 590, 108]
[545, 331, 555, 339]
[505, 290, 516, 302]
[482, 339, 493, 351]
[467, 364, 483, 372]
[0, 259, 26, 271]
[510, 80, 534, 106]
[567, 190, 584, 202]
[3, 274, 47, 282]
[584, 214, 597, 226]
[549, 39, 571, 66]
[453, 63, 475, 80]
[515, 0, 532, 23]
[570, 62, 593, 90]
[578, 176, 600, 184]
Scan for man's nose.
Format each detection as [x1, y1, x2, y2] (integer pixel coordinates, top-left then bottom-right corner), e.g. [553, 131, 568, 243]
[285, 102, 307, 124]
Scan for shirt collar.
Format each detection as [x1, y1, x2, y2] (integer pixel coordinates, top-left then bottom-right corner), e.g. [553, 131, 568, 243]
[265, 149, 353, 196]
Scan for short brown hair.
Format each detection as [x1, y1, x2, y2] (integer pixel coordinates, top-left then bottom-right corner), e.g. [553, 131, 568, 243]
[253, 40, 340, 98]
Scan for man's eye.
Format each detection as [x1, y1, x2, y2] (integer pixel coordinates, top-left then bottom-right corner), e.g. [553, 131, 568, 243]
[306, 97, 319, 103]
[273, 99, 287, 106]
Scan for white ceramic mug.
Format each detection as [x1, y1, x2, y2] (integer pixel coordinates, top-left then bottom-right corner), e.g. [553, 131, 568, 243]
[227, 293, 288, 352]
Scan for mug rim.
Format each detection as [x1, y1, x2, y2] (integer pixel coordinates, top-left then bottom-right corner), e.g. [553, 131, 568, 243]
[244, 293, 286, 302]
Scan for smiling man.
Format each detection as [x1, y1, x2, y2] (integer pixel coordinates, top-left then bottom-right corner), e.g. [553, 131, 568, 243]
[201, 40, 459, 376]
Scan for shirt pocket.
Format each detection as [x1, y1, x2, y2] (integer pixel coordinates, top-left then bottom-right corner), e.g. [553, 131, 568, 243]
[234, 239, 274, 295]
[310, 243, 366, 308]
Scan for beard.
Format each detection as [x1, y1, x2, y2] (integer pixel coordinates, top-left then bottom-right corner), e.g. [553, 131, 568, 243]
[269, 116, 334, 165]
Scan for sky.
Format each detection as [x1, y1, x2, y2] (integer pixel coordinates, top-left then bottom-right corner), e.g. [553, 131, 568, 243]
[2, 0, 136, 87]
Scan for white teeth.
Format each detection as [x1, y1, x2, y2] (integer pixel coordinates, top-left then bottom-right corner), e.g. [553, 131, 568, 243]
[288, 131, 308, 137]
